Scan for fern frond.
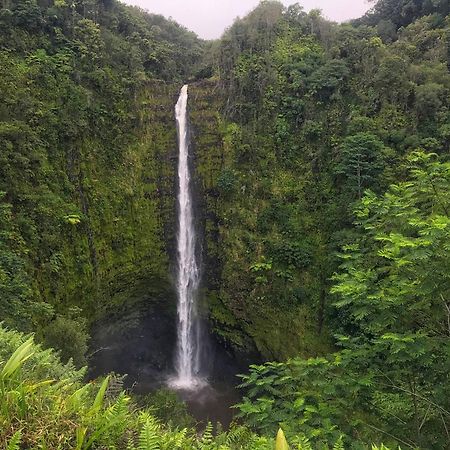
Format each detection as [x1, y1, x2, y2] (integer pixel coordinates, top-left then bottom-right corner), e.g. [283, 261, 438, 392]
[200, 422, 214, 445]
[84, 393, 130, 449]
[102, 392, 129, 425]
[333, 435, 345, 450]
[225, 425, 249, 445]
[138, 416, 160, 450]
[6, 431, 21, 450]
[169, 428, 188, 447]
[295, 435, 312, 450]
[126, 436, 137, 450]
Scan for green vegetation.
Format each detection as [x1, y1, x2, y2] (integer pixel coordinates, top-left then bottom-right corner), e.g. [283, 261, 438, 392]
[0, 0, 201, 359]
[235, 153, 450, 449]
[0, 326, 268, 449]
[0, 326, 397, 449]
[203, 0, 450, 363]
[1, 0, 449, 448]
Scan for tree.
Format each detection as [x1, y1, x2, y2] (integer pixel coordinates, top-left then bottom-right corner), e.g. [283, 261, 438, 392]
[415, 82, 444, 118]
[334, 132, 386, 199]
[332, 151, 450, 447]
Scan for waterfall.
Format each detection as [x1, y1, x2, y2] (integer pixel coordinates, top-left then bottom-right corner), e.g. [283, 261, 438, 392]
[170, 85, 204, 390]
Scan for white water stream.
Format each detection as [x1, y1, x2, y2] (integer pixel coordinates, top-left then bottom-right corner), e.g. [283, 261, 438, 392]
[170, 85, 204, 390]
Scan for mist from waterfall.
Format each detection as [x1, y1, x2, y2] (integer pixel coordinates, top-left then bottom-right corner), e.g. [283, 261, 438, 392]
[170, 85, 204, 390]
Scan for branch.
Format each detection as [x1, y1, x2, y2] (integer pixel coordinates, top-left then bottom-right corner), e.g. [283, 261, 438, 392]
[440, 293, 450, 337]
[441, 411, 450, 441]
[382, 382, 450, 417]
[363, 422, 416, 449]
[419, 404, 431, 432]
[377, 370, 450, 416]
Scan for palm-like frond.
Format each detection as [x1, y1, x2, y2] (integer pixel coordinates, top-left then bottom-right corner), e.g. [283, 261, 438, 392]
[1, 337, 34, 379]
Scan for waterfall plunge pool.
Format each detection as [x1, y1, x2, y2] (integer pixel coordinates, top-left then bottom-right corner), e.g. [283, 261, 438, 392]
[88, 304, 248, 429]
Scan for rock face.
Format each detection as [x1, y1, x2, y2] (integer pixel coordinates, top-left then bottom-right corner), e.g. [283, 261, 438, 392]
[7, 79, 181, 317]
[76, 80, 180, 318]
[188, 81, 264, 359]
[89, 299, 177, 386]
[88, 299, 248, 387]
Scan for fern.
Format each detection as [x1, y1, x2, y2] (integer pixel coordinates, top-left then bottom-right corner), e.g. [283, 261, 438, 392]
[200, 422, 214, 446]
[138, 415, 160, 450]
[84, 393, 130, 449]
[295, 435, 312, 450]
[102, 392, 129, 425]
[163, 428, 188, 448]
[333, 435, 345, 450]
[5, 431, 21, 450]
[126, 436, 137, 450]
[224, 425, 249, 445]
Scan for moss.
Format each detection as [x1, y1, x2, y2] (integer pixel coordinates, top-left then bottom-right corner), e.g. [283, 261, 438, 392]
[188, 80, 333, 360]
[12, 81, 180, 324]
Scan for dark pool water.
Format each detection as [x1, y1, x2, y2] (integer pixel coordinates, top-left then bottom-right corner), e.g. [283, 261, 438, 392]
[173, 382, 241, 428]
[132, 377, 240, 428]
[89, 307, 250, 428]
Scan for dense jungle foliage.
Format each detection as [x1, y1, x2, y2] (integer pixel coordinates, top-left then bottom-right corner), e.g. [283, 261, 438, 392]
[0, 326, 395, 449]
[0, 0, 204, 360]
[1, 0, 450, 448]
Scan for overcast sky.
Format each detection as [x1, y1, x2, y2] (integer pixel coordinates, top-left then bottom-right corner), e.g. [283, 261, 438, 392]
[123, 0, 372, 39]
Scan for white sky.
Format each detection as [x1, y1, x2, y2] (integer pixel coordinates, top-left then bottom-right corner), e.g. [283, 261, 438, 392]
[123, 0, 373, 39]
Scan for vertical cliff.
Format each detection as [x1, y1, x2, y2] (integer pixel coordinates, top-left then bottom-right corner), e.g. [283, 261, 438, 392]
[187, 78, 333, 361]
[66, 81, 180, 317]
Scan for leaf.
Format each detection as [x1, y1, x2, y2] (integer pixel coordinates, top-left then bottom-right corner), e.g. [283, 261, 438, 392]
[275, 428, 289, 450]
[90, 375, 110, 415]
[333, 435, 345, 450]
[138, 416, 160, 450]
[1, 337, 34, 379]
[75, 427, 87, 450]
[6, 431, 21, 450]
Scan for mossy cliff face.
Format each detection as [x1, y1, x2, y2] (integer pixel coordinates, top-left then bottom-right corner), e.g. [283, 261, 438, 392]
[63, 81, 181, 318]
[1, 80, 180, 327]
[72, 81, 180, 314]
[189, 81, 329, 361]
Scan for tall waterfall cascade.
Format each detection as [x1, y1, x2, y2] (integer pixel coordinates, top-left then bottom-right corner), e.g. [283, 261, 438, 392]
[170, 85, 204, 390]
